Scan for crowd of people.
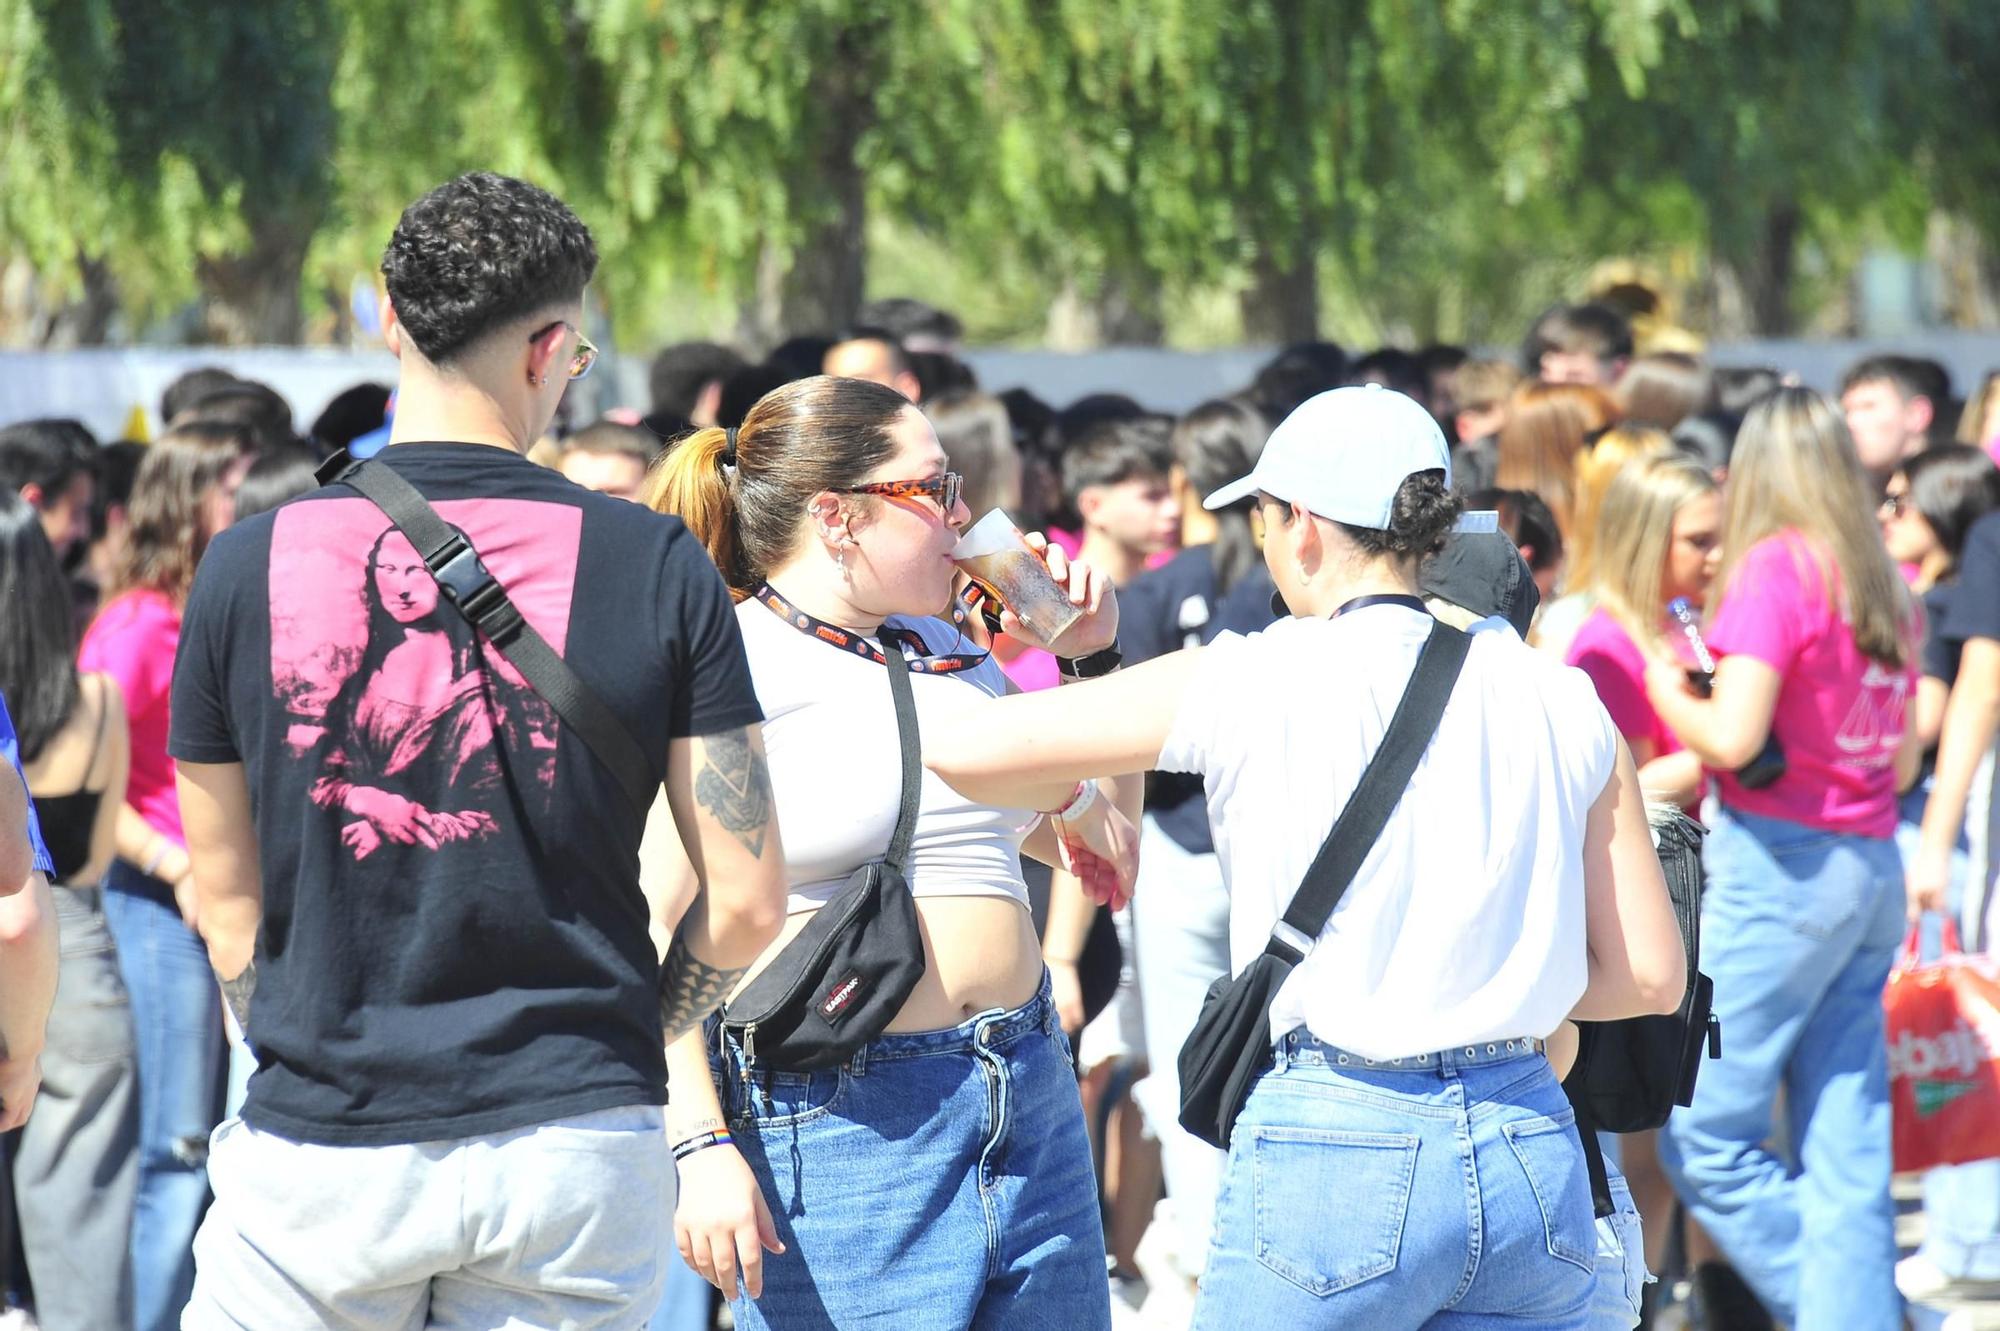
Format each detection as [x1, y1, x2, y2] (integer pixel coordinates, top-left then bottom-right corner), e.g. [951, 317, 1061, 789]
[2, 169, 2000, 1331]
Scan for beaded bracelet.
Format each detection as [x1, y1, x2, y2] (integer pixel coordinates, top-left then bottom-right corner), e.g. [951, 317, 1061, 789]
[671, 1128, 734, 1163]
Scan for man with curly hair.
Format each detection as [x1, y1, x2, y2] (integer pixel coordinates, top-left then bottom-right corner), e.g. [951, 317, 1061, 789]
[170, 172, 787, 1329]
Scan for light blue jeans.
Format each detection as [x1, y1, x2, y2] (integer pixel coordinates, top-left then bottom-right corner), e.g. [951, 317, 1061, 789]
[1661, 804, 1905, 1329]
[713, 974, 1110, 1330]
[101, 857, 224, 1331]
[1193, 1032, 1598, 1329]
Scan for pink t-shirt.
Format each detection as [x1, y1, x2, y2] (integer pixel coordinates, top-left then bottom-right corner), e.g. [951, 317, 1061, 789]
[1706, 531, 1912, 837]
[79, 589, 184, 847]
[1565, 608, 1684, 762]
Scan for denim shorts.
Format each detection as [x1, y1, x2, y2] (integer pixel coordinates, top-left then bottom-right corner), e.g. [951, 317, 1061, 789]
[712, 973, 1110, 1330]
[1194, 1031, 1598, 1330]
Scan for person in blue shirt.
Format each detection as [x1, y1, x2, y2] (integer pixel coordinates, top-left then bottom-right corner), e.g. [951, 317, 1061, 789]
[0, 689, 59, 1131]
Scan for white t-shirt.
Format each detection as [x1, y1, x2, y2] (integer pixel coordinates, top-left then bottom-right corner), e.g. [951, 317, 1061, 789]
[1157, 603, 1619, 1059]
[736, 601, 1039, 914]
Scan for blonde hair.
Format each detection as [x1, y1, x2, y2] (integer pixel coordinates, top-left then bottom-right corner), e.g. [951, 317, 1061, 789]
[1590, 453, 1717, 653]
[1492, 382, 1619, 538]
[1449, 359, 1524, 415]
[1711, 387, 1911, 666]
[1959, 372, 2000, 448]
[1565, 424, 1674, 593]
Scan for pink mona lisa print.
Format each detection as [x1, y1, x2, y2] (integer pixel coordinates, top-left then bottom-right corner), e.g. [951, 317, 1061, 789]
[270, 499, 576, 860]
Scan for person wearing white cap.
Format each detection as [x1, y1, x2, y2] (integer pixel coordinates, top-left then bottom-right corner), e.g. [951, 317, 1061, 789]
[925, 386, 1686, 1328]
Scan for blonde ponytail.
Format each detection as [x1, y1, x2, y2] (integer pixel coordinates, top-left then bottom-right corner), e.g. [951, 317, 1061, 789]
[645, 427, 750, 600]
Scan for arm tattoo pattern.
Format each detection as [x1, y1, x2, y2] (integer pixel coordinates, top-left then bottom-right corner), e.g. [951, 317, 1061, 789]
[693, 727, 773, 859]
[218, 962, 256, 1037]
[659, 932, 748, 1045]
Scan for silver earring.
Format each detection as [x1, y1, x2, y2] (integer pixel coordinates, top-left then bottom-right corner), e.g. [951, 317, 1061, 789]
[834, 544, 848, 577]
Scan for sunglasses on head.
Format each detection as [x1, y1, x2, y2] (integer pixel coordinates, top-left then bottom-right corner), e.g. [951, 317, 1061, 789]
[528, 320, 598, 381]
[833, 473, 964, 513]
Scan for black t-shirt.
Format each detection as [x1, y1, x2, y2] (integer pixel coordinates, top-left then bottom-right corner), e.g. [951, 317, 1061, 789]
[1945, 512, 2000, 652]
[1121, 545, 1278, 854]
[169, 443, 763, 1146]
[1921, 582, 1963, 687]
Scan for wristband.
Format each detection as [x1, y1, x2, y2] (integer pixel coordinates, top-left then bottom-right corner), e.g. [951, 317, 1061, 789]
[672, 1128, 734, 1162]
[1046, 779, 1100, 822]
[1057, 642, 1123, 681]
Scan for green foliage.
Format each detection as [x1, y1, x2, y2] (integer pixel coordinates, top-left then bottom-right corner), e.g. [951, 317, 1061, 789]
[1, 0, 1995, 345]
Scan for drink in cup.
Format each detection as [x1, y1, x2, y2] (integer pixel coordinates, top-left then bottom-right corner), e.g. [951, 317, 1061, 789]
[952, 510, 1085, 644]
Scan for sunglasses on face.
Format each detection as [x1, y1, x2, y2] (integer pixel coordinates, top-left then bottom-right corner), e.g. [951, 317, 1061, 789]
[833, 472, 964, 513]
[528, 320, 599, 381]
[1879, 492, 1908, 518]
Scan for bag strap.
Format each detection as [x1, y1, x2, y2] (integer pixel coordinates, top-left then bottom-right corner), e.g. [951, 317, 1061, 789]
[880, 645, 922, 875]
[319, 451, 657, 820]
[1264, 619, 1471, 965]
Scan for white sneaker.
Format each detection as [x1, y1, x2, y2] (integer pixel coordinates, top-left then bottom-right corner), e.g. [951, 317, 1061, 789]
[1899, 1253, 2000, 1305]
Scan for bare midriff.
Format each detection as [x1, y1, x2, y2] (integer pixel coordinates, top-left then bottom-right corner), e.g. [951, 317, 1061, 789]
[731, 893, 1044, 1033]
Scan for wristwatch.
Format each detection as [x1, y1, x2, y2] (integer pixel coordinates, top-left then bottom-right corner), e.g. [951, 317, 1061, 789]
[1057, 642, 1124, 681]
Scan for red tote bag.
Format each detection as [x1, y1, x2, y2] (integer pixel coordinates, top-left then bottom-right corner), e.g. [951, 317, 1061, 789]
[1886, 920, 2000, 1173]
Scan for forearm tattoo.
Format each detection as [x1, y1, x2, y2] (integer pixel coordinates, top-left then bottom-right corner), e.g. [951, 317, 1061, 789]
[219, 962, 256, 1037]
[694, 727, 774, 859]
[659, 932, 747, 1044]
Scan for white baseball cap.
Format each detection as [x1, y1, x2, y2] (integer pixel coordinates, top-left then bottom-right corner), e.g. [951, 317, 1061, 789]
[1203, 384, 1451, 528]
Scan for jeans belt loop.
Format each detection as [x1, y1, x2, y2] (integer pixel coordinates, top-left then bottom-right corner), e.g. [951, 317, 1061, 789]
[850, 1042, 869, 1077]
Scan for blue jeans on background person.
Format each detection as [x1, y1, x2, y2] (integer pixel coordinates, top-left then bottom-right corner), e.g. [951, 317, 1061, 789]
[1193, 1032, 1599, 1330]
[101, 857, 225, 1331]
[1661, 804, 1904, 1330]
[712, 974, 1110, 1331]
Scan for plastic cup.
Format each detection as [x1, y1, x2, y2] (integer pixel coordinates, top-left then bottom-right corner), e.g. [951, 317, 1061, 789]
[952, 510, 1084, 644]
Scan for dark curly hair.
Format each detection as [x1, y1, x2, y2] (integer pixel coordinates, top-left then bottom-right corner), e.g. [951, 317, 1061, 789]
[381, 172, 598, 366]
[1337, 470, 1462, 560]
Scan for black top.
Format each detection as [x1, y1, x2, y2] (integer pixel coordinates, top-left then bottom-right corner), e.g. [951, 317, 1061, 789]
[1121, 546, 1279, 854]
[32, 689, 112, 883]
[1944, 513, 2000, 652]
[1922, 582, 1963, 687]
[169, 443, 764, 1146]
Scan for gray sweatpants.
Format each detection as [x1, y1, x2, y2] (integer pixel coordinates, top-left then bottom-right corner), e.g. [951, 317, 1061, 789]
[183, 1103, 672, 1331]
[10, 883, 141, 1331]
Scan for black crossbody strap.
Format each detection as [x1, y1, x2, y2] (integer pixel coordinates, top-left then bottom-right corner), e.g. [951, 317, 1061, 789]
[880, 645, 922, 875]
[1265, 620, 1471, 964]
[322, 453, 657, 820]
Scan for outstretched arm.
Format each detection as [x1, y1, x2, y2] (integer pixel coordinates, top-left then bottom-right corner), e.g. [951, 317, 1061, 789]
[927, 651, 1202, 810]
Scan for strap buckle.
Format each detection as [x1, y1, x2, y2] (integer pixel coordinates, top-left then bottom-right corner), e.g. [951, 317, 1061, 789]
[430, 536, 523, 643]
[1264, 920, 1315, 965]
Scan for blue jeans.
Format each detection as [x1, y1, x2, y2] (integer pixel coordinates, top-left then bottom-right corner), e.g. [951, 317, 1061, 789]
[1194, 1032, 1598, 1329]
[712, 975, 1109, 1330]
[1661, 805, 1904, 1329]
[101, 858, 225, 1331]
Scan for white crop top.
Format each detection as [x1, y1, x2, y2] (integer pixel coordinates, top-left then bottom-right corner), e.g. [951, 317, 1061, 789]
[735, 601, 1040, 914]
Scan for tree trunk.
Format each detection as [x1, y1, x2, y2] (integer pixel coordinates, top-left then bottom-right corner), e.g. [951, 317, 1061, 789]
[774, 27, 877, 338]
[197, 210, 316, 344]
[1731, 201, 1800, 337]
[1240, 236, 1319, 344]
[37, 254, 120, 347]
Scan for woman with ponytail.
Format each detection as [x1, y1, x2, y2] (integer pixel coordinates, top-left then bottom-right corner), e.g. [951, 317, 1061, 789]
[644, 375, 1136, 1329]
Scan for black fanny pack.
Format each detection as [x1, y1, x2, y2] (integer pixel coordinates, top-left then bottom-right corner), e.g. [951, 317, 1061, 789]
[721, 647, 927, 1071]
[1179, 620, 1469, 1149]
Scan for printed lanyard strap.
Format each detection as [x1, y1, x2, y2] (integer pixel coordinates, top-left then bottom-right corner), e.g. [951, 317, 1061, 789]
[754, 584, 989, 676]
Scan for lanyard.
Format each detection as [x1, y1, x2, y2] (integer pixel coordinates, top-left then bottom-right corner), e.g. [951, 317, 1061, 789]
[1331, 593, 1429, 620]
[754, 584, 990, 676]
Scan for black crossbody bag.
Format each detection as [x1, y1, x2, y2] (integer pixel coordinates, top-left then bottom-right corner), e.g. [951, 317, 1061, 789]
[319, 452, 656, 819]
[720, 644, 927, 1071]
[1179, 620, 1470, 1149]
